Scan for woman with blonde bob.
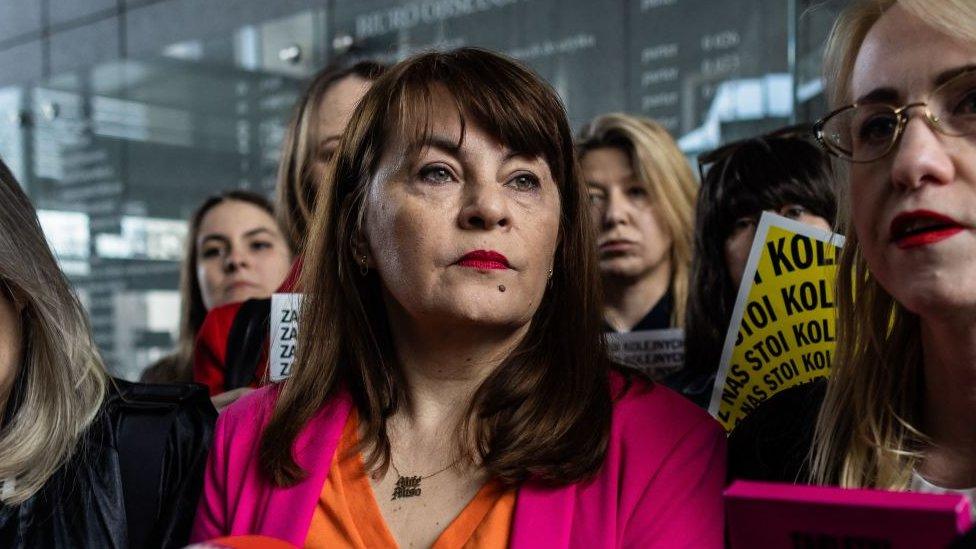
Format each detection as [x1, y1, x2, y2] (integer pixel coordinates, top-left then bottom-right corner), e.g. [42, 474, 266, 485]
[577, 114, 696, 332]
[192, 48, 725, 547]
[729, 0, 976, 493]
[0, 158, 214, 547]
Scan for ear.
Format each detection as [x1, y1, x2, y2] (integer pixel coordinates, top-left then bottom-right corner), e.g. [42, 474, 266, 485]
[349, 230, 372, 268]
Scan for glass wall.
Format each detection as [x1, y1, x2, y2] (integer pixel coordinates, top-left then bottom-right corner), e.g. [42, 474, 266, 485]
[0, 0, 848, 379]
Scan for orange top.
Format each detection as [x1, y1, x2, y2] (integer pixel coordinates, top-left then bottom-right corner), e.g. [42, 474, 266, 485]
[305, 410, 516, 549]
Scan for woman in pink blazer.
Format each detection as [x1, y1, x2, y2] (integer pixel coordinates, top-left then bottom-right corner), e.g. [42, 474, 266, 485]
[192, 47, 724, 548]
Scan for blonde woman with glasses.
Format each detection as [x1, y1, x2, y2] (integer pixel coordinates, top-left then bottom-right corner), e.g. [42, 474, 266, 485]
[728, 0, 976, 494]
[0, 157, 215, 548]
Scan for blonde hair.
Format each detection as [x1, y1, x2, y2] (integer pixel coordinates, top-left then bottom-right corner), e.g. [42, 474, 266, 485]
[0, 159, 107, 503]
[812, 0, 976, 488]
[577, 114, 697, 327]
[275, 61, 385, 253]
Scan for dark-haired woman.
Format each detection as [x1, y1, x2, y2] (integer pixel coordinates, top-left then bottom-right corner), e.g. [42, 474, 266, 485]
[141, 190, 292, 388]
[667, 132, 836, 408]
[193, 60, 385, 397]
[192, 48, 725, 547]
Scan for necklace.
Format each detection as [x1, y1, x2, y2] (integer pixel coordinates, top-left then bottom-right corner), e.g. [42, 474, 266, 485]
[389, 457, 460, 501]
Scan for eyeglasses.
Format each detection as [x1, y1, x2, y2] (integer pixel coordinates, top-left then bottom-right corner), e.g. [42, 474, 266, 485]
[814, 68, 976, 163]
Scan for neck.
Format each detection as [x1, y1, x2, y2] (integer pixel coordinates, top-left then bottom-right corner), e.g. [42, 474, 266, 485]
[387, 313, 529, 432]
[602, 260, 671, 332]
[919, 312, 976, 487]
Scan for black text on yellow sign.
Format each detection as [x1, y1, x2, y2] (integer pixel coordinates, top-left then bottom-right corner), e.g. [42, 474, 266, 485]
[708, 213, 845, 432]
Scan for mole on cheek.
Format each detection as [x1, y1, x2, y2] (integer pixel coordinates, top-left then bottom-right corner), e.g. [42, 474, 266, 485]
[498, 285, 506, 292]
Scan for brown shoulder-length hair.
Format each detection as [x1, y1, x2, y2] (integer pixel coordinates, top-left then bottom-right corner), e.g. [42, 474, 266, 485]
[260, 47, 613, 487]
[142, 190, 282, 383]
[275, 60, 386, 254]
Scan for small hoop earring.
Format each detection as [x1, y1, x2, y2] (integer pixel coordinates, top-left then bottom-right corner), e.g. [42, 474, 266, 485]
[359, 255, 369, 276]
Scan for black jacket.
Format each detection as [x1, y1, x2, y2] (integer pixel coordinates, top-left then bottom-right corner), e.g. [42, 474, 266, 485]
[0, 379, 215, 548]
[727, 378, 826, 483]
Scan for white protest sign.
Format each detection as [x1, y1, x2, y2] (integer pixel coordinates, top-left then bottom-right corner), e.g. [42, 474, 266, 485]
[269, 293, 303, 382]
[606, 328, 684, 379]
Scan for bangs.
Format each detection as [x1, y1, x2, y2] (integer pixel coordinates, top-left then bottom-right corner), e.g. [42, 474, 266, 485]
[380, 50, 568, 186]
[704, 137, 836, 238]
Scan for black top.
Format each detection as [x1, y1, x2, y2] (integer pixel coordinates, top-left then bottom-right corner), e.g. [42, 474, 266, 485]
[225, 297, 272, 391]
[726, 378, 827, 484]
[603, 291, 674, 333]
[0, 379, 215, 549]
[660, 366, 715, 409]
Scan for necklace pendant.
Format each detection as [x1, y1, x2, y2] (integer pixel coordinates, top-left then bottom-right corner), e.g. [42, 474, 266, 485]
[391, 474, 423, 500]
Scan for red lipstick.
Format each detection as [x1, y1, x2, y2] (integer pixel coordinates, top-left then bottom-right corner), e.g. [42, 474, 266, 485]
[456, 250, 509, 270]
[890, 210, 965, 249]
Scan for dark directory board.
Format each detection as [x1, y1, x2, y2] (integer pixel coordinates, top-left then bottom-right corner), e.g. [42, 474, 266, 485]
[628, 0, 789, 146]
[332, 0, 628, 131]
[331, 0, 793, 152]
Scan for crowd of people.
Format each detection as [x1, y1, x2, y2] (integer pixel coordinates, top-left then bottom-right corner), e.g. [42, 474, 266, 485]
[0, 0, 974, 546]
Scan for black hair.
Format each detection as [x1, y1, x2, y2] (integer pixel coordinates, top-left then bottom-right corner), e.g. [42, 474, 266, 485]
[684, 130, 837, 377]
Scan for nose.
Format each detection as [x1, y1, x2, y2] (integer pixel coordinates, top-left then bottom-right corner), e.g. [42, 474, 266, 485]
[459, 181, 510, 230]
[223, 247, 248, 273]
[889, 114, 955, 191]
[601, 188, 627, 230]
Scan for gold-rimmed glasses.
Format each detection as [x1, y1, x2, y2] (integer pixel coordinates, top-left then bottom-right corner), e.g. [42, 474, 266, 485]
[814, 68, 976, 163]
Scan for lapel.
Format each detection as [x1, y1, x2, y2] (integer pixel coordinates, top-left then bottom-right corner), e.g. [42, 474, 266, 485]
[255, 389, 353, 545]
[510, 480, 577, 548]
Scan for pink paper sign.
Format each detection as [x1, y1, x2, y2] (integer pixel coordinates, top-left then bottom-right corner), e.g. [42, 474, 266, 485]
[726, 480, 972, 548]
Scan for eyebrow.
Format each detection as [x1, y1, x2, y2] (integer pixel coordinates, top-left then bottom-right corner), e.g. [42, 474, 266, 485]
[243, 227, 276, 239]
[421, 134, 462, 155]
[855, 87, 900, 105]
[200, 227, 276, 246]
[934, 63, 976, 87]
[200, 234, 229, 247]
[855, 64, 976, 105]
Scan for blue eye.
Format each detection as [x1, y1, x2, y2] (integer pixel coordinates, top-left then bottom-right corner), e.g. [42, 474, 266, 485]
[418, 165, 455, 184]
[508, 173, 540, 191]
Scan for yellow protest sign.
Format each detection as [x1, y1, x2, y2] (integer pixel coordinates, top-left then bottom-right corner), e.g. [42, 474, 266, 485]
[708, 212, 844, 432]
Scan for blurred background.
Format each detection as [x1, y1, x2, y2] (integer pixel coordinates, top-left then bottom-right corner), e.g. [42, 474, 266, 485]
[0, 0, 846, 379]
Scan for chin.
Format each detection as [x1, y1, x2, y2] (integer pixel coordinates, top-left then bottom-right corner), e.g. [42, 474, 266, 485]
[432, 286, 538, 329]
[224, 288, 261, 306]
[885, 274, 976, 321]
[599, 258, 645, 280]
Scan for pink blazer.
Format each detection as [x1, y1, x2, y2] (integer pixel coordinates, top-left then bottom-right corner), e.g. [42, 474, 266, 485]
[191, 373, 726, 547]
